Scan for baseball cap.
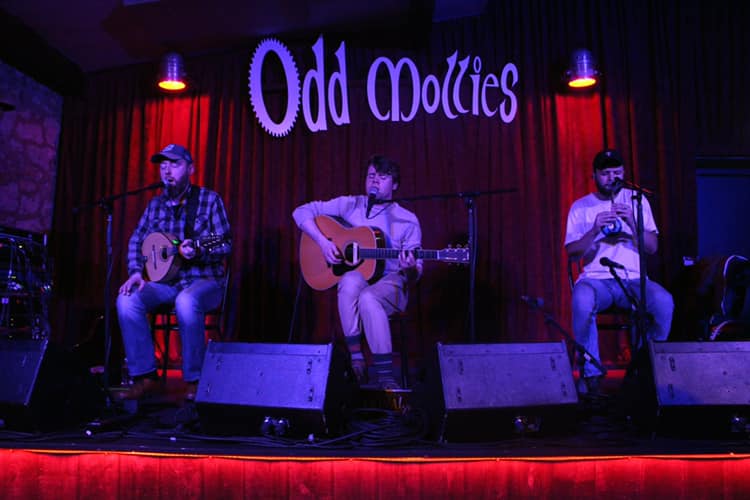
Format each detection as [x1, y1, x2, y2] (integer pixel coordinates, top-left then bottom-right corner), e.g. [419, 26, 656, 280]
[592, 149, 624, 170]
[151, 144, 193, 164]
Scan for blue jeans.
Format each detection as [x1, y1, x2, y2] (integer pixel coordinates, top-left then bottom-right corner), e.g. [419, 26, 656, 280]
[116, 279, 222, 382]
[572, 278, 673, 377]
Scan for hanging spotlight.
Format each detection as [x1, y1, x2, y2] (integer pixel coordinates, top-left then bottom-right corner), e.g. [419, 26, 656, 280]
[157, 52, 187, 92]
[565, 48, 598, 89]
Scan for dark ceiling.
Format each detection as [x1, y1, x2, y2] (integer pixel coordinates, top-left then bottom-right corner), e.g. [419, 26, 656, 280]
[0, 0, 487, 95]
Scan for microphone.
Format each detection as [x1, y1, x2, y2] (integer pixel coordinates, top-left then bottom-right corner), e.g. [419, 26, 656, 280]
[366, 187, 378, 217]
[600, 257, 625, 270]
[614, 178, 656, 196]
[72, 181, 164, 214]
[520, 295, 544, 309]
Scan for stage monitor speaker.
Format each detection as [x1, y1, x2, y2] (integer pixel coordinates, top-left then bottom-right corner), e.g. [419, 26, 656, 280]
[0, 338, 102, 431]
[418, 341, 578, 442]
[195, 342, 352, 437]
[647, 340, 750, 435]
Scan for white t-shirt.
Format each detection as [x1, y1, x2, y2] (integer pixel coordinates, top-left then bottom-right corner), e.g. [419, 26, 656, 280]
[564, 188, 658, 281]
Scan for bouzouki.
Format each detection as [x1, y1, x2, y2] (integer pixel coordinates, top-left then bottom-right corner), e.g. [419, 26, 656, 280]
[141, 232, 227, 282]
[299, 215, 470, 290]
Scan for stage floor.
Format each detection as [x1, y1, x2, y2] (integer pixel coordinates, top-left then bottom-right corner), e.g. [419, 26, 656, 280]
[1, 369, 749, 459]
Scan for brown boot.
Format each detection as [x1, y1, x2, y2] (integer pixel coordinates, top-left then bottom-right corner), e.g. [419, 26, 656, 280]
[115, 377, 161, 401]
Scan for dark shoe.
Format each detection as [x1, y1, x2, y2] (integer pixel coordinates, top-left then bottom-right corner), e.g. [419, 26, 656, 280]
[377, 375, 401, 391]
[576, 375, 604, 397]
[351, 360, 368, 385]
[115, 377, 161, 401]
[185, 381, 199, 401]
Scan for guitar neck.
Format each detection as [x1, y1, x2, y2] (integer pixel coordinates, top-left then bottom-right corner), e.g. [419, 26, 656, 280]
[358, 248, 440, 260]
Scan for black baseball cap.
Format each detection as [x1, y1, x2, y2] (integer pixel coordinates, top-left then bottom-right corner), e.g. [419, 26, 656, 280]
[592, 149, 624, 170]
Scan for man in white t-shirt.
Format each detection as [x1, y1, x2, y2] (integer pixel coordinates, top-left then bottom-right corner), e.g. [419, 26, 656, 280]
[564, 149, 673, 394]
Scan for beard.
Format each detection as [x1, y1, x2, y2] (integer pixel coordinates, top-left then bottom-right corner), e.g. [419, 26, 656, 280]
[595, 179, 622, 198]
[164, 178, 190, 199]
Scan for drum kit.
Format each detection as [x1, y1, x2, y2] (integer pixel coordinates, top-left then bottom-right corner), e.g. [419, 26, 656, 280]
[0, 225, 52, 339]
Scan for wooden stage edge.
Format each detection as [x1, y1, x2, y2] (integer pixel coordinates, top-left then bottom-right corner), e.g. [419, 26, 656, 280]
[2, 449, 750, 498]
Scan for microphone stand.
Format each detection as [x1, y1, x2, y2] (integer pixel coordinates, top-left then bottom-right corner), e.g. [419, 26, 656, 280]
[73, 182, 163, 408]
[603, 262, 655, 385]
[604, 264, 642, 328]
[522, 298, 608, 376]
[602, 182, 655, 383]
[632, 188, 648, 349]
[390, 187, 516, 343]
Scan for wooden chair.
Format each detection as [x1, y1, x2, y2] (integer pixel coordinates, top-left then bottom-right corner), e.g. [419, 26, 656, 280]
[150, 267, 230, 382]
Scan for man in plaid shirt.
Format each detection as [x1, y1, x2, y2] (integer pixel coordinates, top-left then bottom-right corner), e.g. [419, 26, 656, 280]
[116, 144, 231, 402]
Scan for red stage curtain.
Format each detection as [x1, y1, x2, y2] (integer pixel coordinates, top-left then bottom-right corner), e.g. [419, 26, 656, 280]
[50, 0, 726, 355]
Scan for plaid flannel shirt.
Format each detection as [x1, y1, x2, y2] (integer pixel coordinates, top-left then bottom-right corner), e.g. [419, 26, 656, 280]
[127, 185, 231, 289]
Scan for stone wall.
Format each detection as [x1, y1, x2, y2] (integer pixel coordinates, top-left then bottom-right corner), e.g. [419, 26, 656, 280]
[0, 59, 62, 234]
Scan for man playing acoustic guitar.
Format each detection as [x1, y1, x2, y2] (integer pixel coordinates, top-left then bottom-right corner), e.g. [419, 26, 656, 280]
[116, 144, 231, 402]
[293, 155, 423, 390]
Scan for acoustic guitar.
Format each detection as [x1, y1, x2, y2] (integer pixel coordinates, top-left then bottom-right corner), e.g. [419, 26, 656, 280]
[299, 215, 470, 290]
[141, 232, 227, 282]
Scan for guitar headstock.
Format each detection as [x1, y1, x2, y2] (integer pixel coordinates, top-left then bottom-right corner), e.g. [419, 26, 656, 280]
[439, 244, 470, 264]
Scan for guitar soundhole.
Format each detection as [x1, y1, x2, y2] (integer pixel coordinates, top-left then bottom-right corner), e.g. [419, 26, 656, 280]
[343, 244, 354, 263]
[159, 247, 169, 260]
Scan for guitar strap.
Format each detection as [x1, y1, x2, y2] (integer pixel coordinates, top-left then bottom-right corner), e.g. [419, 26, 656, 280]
[183, 185, 200, 240]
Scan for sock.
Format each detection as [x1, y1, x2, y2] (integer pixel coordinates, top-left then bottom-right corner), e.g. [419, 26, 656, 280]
[345, 335, 367, 382]
[372, 353, 396, 386]
[345, 335, 364, 363]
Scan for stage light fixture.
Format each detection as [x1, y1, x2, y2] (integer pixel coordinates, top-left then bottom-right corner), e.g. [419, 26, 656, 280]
[565, 48, 599, 89]
[157, 52, 187, 92]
